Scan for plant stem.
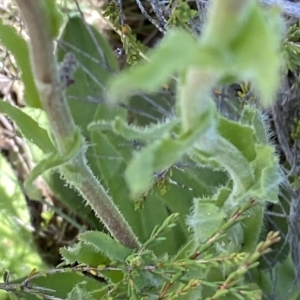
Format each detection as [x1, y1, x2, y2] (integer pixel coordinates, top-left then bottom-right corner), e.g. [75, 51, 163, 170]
[15, 0, 140, 249]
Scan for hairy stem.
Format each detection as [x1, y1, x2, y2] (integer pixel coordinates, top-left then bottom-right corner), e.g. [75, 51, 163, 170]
[15, 0, 140, 249]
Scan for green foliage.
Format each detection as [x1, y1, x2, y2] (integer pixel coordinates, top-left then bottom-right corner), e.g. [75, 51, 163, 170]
[57, 15, 122, 133]
[88, 127, 186, 254]
[60, 241, 109, 266]
[78, 231, 133, 262]
[0, 156, 44, 278]
[103, 3, 148, 65]
[67, 283, 97, 300]
[43, 0, 64, 38]
[58, 17, 188, 251]
[109, 2, 282, 107]
[107, 1, 282, 204]
[0, 217, 281, 299]
[0, 20, 41, 108]
[168, 2, 198, 28]
[24, 128, 83, 199]
[0, 101, 55, 153]
[1, 0, 298, 299]
[284, 22, 300, 71]
[7, 271, 106, 300]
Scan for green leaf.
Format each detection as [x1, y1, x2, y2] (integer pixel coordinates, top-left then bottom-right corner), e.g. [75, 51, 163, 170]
[60, 241, 109, 266]
[0, 155, 44, 277]
[258, 255, 300, 299]
[202, 0, 254, 48]
[259, 189, 290, 268]
[43, 0, 64, 38]
[230, 5, 283, 107]
[108, 29, 199, 102]
[178, 69, 219, 132]
[24, 152, 64, 199]
[188, 200, 227, 245]
[67, 283, 97, 300]
[79, 231, 132, 262]
[241, 145, 280, 252]
[0, 291, 10, 300]
[108, 2, 282, 112]
[193, 135, 255, 196]
[218, 117, 256, 163]
[202, 1, 282, 107]
[57, 16, 123, 135]
[249, 145, 280, 203]
[0, 101, 55, 153]
[89, 116, 179, 142]
[0, 20, 41, 107]
[24, 129, 83, 198]
[176, 3, 198, 23]
[154, 165, 224, 237]
[241, 206, 264, 252]
[60, 240, 123, 284]
[240, 106, 269, 144]
[127, 92, 175, 126]
[125, 111, 213, 198]
[170, 159, 227, 197]
[15, 272, 104, 300]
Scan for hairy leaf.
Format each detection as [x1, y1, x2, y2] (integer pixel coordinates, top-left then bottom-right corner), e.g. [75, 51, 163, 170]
[60, 241, 109, 266]
[249, 145, 280, 203]
[125, 110, 214, 198]
[24, 129, 83, 198]
[79, 231, 132, 262]
[67, 284, 96, 300]
[230, 5, 283, 106]
[218, 117, 256, 163]
[188, 200, 227, 245]
[0, 101, 55, 153]
[89, 116, 179, 142]
[240, 106, 269, 145]
[202, 0, 254, 49]
[108, 30, 199, 102]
